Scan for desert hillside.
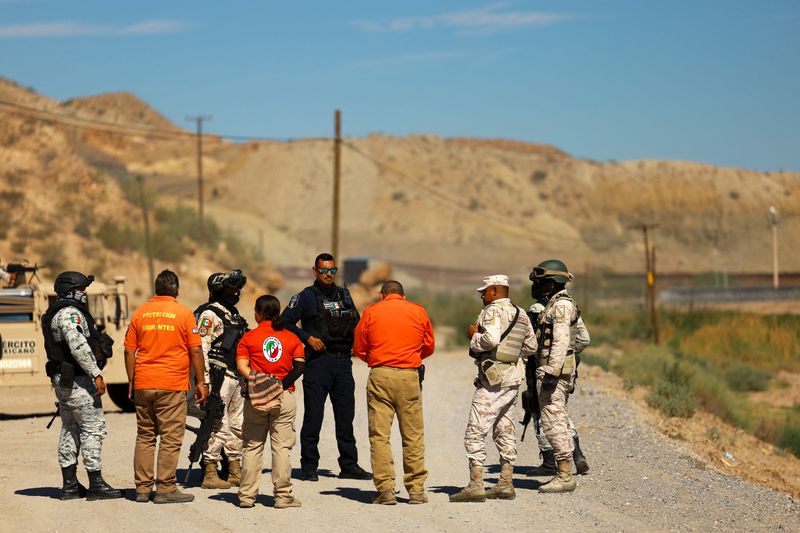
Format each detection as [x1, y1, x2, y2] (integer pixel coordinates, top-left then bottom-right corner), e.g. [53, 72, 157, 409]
[1, 77, 798, 287]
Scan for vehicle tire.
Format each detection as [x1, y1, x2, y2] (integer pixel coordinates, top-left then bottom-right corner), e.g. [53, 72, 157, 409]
[107, 383, 135, 412]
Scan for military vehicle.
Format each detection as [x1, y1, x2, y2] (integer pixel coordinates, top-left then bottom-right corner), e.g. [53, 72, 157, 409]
[0, 264, 134, 411]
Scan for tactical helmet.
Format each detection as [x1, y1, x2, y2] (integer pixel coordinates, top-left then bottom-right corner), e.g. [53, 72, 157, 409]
[208, 269, 247, 293]
[54, 271, 94, 296]
[529, 259, 573, 284]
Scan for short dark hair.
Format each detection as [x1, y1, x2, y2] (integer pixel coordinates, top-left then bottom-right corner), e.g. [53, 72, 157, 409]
[254, 294, 284, 330]
[314, 253, 335, 266]
[380, 280, 404, 296]
[154, 270, 179, 297]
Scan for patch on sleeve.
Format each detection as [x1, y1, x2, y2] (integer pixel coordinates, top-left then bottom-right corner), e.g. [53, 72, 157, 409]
[192, 327, 199, 334]
[69, 313, 82, 325]
[199, 317, 212, 328]
[483, 308, 499, 323]
[554, 304, 568, 323]
[198, 327, 208, 337]
[288, 294, 300, 309]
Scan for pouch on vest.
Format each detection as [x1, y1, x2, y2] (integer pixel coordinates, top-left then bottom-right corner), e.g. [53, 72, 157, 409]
[480, 359, 504, 387]
[560, 351, 576, 377]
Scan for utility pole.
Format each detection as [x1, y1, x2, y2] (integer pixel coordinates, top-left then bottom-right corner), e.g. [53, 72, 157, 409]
[629, 223, 660, 343]
[186, 115, 212, 228]
[332, 109, 342, 260]
[136, 175, 155, 291]
[769, 206, 779, 289]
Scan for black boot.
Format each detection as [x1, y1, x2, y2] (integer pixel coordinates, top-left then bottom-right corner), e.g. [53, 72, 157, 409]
[573, 437, 590, 475]
[60, 465, 87, 500]
[526, 449, 556, 476]
[86, 470, 123, 500]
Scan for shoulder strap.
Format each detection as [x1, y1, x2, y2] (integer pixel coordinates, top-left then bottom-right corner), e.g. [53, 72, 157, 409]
[499, 306, 520, 342]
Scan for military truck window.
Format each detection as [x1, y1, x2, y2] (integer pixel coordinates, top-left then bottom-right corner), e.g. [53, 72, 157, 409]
[0, 287, 34, 323]
[88, 295, 106, 330]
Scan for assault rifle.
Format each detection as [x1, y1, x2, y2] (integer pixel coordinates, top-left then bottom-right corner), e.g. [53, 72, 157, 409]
[519, 357, 540, 441]
[184, 363, 226, 483]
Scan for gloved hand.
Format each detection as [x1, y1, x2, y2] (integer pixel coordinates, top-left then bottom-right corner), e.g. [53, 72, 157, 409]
[541, 373, 559, 392]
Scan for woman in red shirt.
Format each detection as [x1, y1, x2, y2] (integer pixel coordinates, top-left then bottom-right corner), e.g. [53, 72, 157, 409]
[236, 295, 305, 509]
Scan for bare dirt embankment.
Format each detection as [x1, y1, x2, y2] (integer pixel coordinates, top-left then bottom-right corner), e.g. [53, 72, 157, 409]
[1, 351, 797, 532]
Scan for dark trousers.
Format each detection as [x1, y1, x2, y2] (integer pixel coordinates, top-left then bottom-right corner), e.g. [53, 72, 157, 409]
[300, 355, 358, 470]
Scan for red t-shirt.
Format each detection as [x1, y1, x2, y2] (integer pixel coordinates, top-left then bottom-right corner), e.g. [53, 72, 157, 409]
[236, 321, 304, 390]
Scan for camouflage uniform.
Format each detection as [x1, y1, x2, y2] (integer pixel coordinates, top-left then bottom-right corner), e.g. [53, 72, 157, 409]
[465, 298, 537, 467]
[536, 314, 590, 454]
[535, 290, 581, 462]
[50, 307, 106, 471]
[198, 303, 244, 462]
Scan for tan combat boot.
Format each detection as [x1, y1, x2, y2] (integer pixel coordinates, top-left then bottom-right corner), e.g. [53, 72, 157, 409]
[538, 459, 576, 493]
[449, 466, 486, 503]
[485, 462, 515, 500]
[227, 459, 241, 486]
[201, 461, 232, 489]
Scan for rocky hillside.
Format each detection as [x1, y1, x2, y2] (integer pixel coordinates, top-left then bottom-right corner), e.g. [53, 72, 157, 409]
[1, 77, 798, 291]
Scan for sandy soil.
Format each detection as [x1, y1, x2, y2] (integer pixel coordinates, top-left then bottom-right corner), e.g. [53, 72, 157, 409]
[1, 352, 798, 532]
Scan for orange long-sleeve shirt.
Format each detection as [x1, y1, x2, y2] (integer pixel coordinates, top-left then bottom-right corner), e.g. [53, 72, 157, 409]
[353, 294, 435, 368]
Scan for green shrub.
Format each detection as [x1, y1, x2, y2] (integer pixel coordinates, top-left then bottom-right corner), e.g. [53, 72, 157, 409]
[723, 364, 771, 392]
[778, 408, 800, 458]
[580, 351, 610, 371]
[646, 379, 697, 418]
[95, 219, 140, 253]
[33, 241, 66, 273]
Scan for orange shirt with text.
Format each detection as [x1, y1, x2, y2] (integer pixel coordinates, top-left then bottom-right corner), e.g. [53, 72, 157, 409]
[124, 296, 202, 391]
[353, 294, 435, 368]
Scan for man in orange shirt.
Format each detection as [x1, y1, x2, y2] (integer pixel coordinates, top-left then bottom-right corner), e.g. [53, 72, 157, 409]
[353, 280, 435, 505]
[124, 270, 208, 504]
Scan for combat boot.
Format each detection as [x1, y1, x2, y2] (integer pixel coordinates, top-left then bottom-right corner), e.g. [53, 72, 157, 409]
[538, 459, 576, 493]
[573, 437, 590, 475]
[86, 470, 123, 500]
[526, 449, 556, 476]
[227, 458, 241, 486]
[59, 464, 87, 500]
[449, 466, 486, 503]
[202, 461, 232, 489]
[485, 461, 516, 500]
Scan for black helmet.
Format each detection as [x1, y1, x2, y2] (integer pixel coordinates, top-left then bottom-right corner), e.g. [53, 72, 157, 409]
[54, 271, 94, 296]
[529, 259, 573, 284]
[208, 269, 247, 293]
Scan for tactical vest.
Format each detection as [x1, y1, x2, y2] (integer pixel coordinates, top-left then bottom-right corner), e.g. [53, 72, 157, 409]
[42, 299, 106, 377]
[482, 301, 529, 364]
[535, 291, 579, 376]
[301, 285, 358, 354]
[195, 303, 247, 371]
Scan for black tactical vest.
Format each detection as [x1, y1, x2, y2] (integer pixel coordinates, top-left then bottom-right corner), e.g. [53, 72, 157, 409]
[194, 303, 248, 371]
[42, 299, 108, 377]
[301, 285, 358, 354]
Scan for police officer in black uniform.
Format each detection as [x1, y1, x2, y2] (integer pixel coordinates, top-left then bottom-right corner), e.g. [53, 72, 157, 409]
[281, 253, 372, 481]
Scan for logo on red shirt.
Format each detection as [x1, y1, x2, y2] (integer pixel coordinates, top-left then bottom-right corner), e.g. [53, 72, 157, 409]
[262, 336, 283, 363]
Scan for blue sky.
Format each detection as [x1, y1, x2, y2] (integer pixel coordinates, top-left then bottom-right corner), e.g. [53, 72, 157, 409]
[1, 0, 798, 171]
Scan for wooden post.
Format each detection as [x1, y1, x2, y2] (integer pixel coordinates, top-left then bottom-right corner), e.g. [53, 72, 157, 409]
[332, 109, 342, 260]
[770, 206, 779, 289]
[650, 245, 659, 344]
[136, 175, 155, 291]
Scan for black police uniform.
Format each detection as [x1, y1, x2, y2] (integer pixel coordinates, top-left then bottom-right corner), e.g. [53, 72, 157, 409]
[281, 280, 360, 474]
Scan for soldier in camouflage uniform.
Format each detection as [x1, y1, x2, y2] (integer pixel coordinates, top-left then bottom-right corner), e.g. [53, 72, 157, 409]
[42, 271, 123, 501]
[450, 275, 537, 503]
[526, 300, 591, 476]
[195, 270, 248, 489]
[529, 260, 584, 493]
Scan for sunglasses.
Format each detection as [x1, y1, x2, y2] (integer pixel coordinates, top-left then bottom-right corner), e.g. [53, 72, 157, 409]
[316, 267, 338, 275]
[529, 267, 573, 281]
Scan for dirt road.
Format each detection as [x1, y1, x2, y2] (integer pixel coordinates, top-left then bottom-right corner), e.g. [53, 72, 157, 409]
[1, 351, 798, 532]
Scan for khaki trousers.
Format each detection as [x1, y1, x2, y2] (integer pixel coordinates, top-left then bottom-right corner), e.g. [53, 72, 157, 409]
[367, 366, 427, 495]
[133, 389, 187, 494]
[537, 371, 575, 462]
[239, 391, 297, 505]
[464, 384, 519, 467]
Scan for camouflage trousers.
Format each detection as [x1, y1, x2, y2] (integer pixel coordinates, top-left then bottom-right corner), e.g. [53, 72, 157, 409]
[203, 373, 244, 462]
[464, 384, 519, 468]
[536, 371, 574, 462]
[536, 416, 578, 453]
[52, 374, 106, 471]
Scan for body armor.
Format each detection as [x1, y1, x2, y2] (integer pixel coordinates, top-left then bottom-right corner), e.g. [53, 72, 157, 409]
[481, 301, 529, 364]
[195, 303, 247, 371]
[534, 292, 579, 377]
[302, 285, 358, 354]
[42, 299, 111, 377]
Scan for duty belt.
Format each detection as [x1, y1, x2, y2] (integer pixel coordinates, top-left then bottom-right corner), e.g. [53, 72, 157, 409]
[320, 351, 351, 359]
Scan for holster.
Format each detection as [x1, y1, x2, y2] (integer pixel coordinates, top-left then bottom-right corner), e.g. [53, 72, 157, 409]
[59, 362, 75, 389]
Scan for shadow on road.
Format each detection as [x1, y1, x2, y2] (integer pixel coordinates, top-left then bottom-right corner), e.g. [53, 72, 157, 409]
[208, 491, 277, 507]
[290, 467, 336, 479]
[429, 485, 460, 496]
[319, 486, 374, 503]
[14, 487, 60, 499]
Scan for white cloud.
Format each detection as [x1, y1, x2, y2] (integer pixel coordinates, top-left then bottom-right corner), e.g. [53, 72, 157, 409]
[0, 19, 193, 38]
[351, 3, 573, 36]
